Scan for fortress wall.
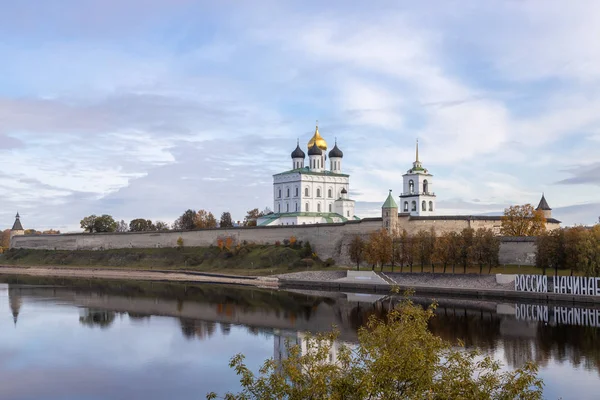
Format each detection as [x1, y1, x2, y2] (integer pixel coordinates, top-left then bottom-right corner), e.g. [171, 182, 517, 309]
[10, 219, 383, 261]
[10, 218, 537, 266]
[498, 238, 537, 266]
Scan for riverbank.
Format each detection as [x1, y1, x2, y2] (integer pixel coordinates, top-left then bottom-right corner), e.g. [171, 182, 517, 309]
[0, 266, 279, 288]
[278, 271, 600, 304]
[0, 245, 329, 275]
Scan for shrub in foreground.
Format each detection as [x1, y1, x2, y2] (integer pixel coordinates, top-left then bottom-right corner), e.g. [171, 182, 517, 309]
[207, 296, 543, 400]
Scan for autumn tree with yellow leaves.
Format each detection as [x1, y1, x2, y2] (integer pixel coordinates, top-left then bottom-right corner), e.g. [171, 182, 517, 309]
[500, 204, 546, 236]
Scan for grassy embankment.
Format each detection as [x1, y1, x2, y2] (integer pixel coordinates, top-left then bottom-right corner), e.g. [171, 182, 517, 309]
[0, 245, 339, 276]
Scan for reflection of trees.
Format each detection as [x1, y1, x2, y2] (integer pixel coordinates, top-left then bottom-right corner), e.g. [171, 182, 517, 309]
[428, 307, 501, 352]
[128, 312, 151, 321]
[179, 318, 217, 341]
[220, 322, 232, 335]
[79, 309, 116, 329]
[535, 324, 600, 375]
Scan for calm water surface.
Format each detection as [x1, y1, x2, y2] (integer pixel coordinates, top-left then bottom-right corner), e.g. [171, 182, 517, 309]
[1, 275, 600, 400]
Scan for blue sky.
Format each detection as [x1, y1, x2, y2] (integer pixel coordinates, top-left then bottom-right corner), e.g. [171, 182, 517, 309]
[1, 0, 599, 231]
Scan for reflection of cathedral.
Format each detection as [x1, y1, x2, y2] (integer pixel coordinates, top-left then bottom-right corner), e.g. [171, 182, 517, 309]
[273, 329, 354, 366]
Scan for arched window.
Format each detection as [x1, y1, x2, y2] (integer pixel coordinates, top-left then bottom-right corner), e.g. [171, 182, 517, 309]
[305, 203, 309, 212]
[347, 211, 350, 217]
[422, 201, 426, 211]
[317, 203, 321, 212]
[329, 204, 332, 212]
[278, 189, 281, 198]
[295, 187, 299, 197]
[423, 180, 428, 194]
[287, 188, 290, 197]
[286, 203, 289, 212]
[409, 180, 414, 194]
[429, 201, 433, 211]
[328, 188, 332, 198]
[411, 201, 417, 211]
[295, 203, 298, 211]
[278, 204, 281, 213]
[305, 187, 309, 197]
[317, 188, 321, 198]
[404, 202, 409, 212]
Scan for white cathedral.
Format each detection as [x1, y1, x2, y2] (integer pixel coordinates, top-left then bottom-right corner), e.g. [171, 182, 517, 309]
[257, 123, 358, 226]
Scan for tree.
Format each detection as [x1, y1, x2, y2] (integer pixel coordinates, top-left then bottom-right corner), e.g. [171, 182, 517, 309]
[364, 229, 392, 271]
[472, 228, 498, 274]
[348, 235, 366, 270]
[80, 215, 97, 233]
[195, 210, 217, 229]
[80, 214, 117, 233]
[173, 209, 196, 231]
[243, 208, 264, 227]
[207, 296, 543, 400]
[155, 221, 170, 231]
[116, 220, 128, 232]
[24, 229, 41, 235]
[500, 204, 546, 236]
[434, 231, 457, 274]
[129, 219, 155, 232]
[1, 229, 11, 248]
[93, 215, 118, 233]
[220, 212, 234, 228]
[415, 229, 435, 273]
[42, 229, 61, 234]
[459, 228, 475, 274]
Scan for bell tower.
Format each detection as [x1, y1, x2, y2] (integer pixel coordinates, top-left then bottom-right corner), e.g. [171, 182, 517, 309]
[399, 140, 436, 216]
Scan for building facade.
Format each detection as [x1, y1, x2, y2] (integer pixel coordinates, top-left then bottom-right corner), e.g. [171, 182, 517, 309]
[258, 123, 357, 226]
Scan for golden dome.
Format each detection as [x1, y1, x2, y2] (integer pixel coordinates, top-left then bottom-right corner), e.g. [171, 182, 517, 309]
[307, 123, 328, 151]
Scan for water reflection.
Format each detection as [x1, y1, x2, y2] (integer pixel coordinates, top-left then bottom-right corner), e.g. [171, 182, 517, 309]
[79, 310, 116, 329]
[2, 276, 600, 399]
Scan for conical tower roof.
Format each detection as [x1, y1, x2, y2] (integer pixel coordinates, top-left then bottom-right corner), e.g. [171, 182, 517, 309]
[382, 190, 398, 209]
[536, 194, 552, 211]
[11, 212, 23, 231]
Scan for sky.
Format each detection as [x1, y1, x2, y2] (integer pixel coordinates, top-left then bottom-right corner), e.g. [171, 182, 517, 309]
[1, 0, 600, 232]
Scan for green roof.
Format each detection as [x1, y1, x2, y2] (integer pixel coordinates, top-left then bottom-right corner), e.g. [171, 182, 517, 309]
[259, 211, 350, 223]
[382, 190, 398, 209]
[274, 167, 349, 178]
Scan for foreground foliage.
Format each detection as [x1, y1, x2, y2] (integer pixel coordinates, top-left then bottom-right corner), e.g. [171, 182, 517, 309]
[207, 297, 543, 400]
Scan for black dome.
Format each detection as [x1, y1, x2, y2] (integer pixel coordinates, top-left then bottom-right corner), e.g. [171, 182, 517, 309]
[308, 143, 322, 156]
[291, 144, 305, 159]
[329, 143, 343, 158]
[341, 188, 347, 194]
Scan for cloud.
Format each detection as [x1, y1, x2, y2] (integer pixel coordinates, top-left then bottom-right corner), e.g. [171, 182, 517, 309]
[2, 0, 600, 230]
[556, 163, 600, 186]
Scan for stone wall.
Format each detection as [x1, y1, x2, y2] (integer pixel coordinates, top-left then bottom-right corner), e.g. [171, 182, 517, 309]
[10, 217, 539, 266]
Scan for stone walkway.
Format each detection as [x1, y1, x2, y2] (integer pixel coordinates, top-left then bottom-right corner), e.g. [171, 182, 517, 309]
[384, 272, 514, 290]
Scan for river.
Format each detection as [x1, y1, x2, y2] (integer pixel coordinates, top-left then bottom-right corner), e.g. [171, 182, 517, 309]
[1, 275, 599, 399]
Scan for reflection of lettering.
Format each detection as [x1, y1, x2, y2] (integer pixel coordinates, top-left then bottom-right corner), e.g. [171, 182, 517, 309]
[515, 304, 548, 322]
[554, 307, 600, 327]
[515, 275, 600, 296]
[515, 303, 600, 327]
